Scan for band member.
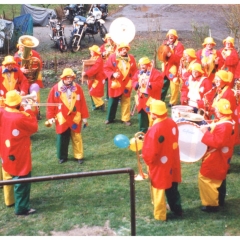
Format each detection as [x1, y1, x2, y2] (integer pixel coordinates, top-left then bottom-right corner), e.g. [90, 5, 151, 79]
[132, 57, 164, 133]
[104, 42, 138, 126]
[179, 48, 199, 105]
[0, 55, 29, 99]
[46, 68, 89, 164]
[196, 37, 222, 82]
[184, 62, 212, 113]
[100, 33, 117, 101]
[218, 36, 239, 88]
[14, 37, 43, 120]
[142, 99, 182, 221]
[82, 45, 106, 111]
[199, 99, 235, 212]
[161, 29, 184, 106]
[205, 70, 239, 144]
[0, 90, 38, 215]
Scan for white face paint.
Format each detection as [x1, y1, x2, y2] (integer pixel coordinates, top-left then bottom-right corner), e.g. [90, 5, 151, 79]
[214, 76, 222, 88]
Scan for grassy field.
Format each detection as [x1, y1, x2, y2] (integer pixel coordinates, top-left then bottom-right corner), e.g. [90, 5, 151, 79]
[1, 3, 240, 237]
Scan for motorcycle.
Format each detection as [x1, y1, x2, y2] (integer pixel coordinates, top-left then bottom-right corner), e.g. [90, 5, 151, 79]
[63, 4, 86, 23]
[47, 13, 68, 52]
[96, 4, 108, 20]
[70, 6, 108, 53]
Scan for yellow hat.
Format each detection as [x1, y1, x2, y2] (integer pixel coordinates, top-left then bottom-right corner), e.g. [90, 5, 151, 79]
[166, 29, 178, 38]
[202, 37, 216, 46]
[215, 70, 230, 82]
[149, 99, 167, 116]
[213, 99, 232, 115]
[138, 57, 151, 65]
[60, 68, 76, 79]
[89, 45, 101, 55]
[117, 42, 130, 51]
[191, 63, 204, 74]
[104, 33, 112, 41]
[2, 55, 16, 66]
[4, 90, 22, 107]
[184, 48, 196, 58]
[223, 36, 234, 46]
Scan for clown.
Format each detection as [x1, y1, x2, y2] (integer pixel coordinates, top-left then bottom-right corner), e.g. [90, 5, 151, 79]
[142, 99, 182, 221]
[104, 42, 138, 126]
[132, 56, 163, 132]
[46, 68, 89, 164]
[82, 45, 106, 111]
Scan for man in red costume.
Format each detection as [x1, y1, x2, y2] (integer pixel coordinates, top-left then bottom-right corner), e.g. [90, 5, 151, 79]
[132, 56, 164, 133]
[161, 29, 184, 107]
[218, 36, 239, 88]
[184, 62, 213, 114]
[196, 37, 222, 83]
[100, 33, 117, 101]
[0, 55, 29, 99]
[104, 42, 138, 126]
[14, 39, 43, 120]
[142, 99, 182, 221]
[199, 99, 235, 212]
[46, 68, 89, 164]
[82, 45, 106, 111]
[0, 90, 38, 215]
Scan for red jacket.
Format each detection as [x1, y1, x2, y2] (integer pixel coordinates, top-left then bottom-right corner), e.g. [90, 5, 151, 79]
[132, 68, 164, 113]
[0, 65, 30, 97]
[0, 107, 38, 176]
[200, 117, 235, 180]
[104, 53, 138, 98]
[85, 56, 106, 97]
[142, 117, 181, 189]
[46, 81, 89, 134]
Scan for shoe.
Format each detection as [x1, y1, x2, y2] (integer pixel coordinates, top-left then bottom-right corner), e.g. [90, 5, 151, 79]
[201, 206, 219, 212]
[7, 203, 15, 207]
[100, 104, 105, 111]
[105, 120, 114, 124]
[173, 211, 183, 217]
[15, 208, 36, 216]
[122, 121, 131, 126]
[59, 159, 67, 164]
[76, 158, 84, 164]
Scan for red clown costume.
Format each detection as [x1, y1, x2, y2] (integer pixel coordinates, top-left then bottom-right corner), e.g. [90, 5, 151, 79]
[0, 55, 29, 99]
[142, 99, 182, 221]
[46, 68, 89, 164]
[83, 45, 106, 110]
[0, 90, 38, 215]
[199, 99, 235, 212]
[132, 56, 164, 132]
[218, 36, 239, 88]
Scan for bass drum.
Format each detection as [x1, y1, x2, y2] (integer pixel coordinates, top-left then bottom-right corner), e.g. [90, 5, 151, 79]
[177, 121, 208, 163]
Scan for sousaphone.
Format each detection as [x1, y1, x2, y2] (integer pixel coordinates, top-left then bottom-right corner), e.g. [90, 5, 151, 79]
[109, 17, 136, 44]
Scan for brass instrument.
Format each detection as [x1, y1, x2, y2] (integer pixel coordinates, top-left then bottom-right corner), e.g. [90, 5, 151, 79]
[109, 17, 136, 45]
[18, 35, 41, 82]
[129, 132, 148, 181]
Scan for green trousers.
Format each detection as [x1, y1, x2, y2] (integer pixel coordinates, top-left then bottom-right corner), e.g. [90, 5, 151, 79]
[57, 128, 71, 160]
[165, 182, 182, 215]
[138, 109, 149, 133]
[161, 77, 170, 102]
[106, 96, 121, 121]
[13, 172, 31, 215]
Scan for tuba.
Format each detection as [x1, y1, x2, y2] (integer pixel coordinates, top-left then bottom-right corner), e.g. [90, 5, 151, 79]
[18, 35, 41, 83]
[109, 17, 136, 45]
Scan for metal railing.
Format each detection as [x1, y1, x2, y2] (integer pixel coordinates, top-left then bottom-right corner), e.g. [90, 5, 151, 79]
[0, 168, 136, 236]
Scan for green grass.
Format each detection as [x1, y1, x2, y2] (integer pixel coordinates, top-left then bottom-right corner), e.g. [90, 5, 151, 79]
[1, 3, 240, 237]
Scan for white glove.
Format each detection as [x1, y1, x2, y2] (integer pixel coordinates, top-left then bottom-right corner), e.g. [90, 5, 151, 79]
[113, 72, 119, 79]
[83, 118, 87, 124]
[23, 104, 32, 111]
[48, 118, 55, 124]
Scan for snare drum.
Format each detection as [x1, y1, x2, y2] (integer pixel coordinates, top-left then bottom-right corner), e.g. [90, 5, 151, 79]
[171, 105, 193, 122]
[177, 121, 207, 163]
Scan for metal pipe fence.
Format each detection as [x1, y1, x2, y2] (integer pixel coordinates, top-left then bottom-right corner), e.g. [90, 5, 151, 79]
[0, 167, 136, 236]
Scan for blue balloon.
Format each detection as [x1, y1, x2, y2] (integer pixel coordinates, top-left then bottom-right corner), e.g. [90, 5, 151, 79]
[114, 134, 130, 148]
